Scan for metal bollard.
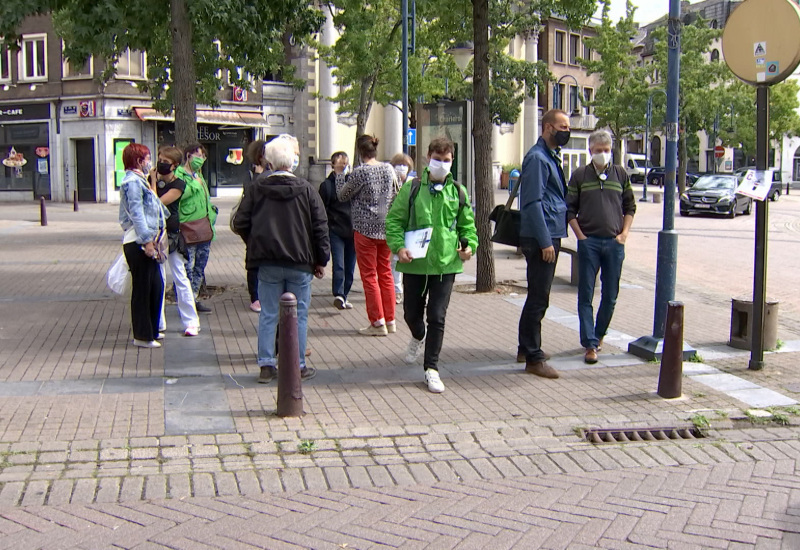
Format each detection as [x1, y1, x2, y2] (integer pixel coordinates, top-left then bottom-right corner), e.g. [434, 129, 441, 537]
[276, 292, 304, 417]
[73, 190, 79, 212]
[657, 301, 684, 399]
[39, 196, 47, 226]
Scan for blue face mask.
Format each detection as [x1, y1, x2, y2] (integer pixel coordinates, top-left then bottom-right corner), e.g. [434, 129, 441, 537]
[290, 155, 299, 173]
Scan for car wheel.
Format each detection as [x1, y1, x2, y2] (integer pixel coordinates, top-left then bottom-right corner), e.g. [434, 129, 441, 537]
[770, 190, 780, 202]
[744, 200, 752, 215]
[727, 204, 736, 219]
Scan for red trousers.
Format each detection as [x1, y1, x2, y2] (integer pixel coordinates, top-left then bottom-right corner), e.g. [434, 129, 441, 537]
[354, 231, 396, 324]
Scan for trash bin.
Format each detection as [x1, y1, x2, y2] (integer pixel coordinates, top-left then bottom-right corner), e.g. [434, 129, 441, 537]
[508, 169, 520, 195]
[729, 297, 779, 350]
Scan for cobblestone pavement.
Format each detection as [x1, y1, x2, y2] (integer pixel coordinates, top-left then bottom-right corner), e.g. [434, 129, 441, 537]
[0, 197, 799, 548]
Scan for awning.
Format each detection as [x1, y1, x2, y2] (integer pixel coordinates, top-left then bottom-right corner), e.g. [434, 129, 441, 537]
[134, 108, 268, 128]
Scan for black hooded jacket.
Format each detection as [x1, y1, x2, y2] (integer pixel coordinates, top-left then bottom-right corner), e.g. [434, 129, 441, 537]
[233, 172, 330, 272]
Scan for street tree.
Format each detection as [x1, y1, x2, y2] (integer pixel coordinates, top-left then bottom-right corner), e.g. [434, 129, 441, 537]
[0, 0, 323, 147]
[718, 79, 800, 163]
[579, 0, 649, 162]
[651, 17, 723, 193]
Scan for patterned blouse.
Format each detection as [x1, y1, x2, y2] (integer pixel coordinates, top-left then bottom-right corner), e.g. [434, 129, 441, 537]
[336, 162, 398, 240]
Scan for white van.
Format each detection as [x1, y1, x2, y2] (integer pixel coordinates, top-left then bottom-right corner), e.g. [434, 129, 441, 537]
[623, 154, 652, 183]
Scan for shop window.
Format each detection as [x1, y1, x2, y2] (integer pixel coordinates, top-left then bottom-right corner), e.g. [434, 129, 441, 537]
[63, 42, 92, 79]
[569, 34, 580, 65]
[1, 45, 10, 82]
[116, 49, 146, 79]
[0, 123, 51, 197]
[20, 34, 47, 81]
[554, 31, 566, 64]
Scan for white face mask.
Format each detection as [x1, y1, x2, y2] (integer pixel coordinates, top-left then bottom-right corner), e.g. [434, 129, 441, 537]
[428, 159, 452, 182]
[394, 165, 409, 181]
[290, 154, 299, 173]
[592, 151, 612, 168]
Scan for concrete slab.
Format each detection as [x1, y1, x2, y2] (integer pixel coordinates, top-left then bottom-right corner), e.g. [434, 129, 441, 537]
[726, 388, 798, 408]
[690, 373, 760, 392]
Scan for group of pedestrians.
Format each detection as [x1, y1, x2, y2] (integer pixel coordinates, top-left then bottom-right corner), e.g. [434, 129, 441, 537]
[119, 111, 634, 394]
[117, 142, 216, 348]
[517, 109, 636, 378]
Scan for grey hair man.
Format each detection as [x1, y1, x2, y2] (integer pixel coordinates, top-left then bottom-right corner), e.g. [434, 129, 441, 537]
[566, 129, 636, 364]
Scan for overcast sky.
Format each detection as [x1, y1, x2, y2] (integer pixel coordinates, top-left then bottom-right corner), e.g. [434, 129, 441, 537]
[602, 0, 675, 26]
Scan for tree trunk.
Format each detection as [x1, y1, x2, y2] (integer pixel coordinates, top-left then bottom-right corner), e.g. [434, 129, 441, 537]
[473, 0, 495, 293]
[612, 135, 623, 166]
[354, 75, 377, 164]
[678, 130, 688, 195]
[171, 0, 197, 148]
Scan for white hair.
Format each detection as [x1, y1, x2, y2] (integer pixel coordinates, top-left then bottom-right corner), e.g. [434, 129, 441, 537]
[588, 130, 613, 149]
[264, 135, 298, 170]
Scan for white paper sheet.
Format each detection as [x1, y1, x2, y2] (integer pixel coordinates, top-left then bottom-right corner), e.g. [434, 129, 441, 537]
[404, 228, 433, 259]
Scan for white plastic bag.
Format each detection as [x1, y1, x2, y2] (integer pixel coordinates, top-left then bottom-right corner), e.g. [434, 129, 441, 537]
[107, 253, 132, 295]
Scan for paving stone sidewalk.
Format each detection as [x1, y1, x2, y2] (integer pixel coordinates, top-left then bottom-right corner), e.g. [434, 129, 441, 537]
[1, 199, 799, 548]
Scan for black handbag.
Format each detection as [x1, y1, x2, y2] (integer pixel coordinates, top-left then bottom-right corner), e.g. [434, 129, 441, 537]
[490, 177, 521, 247]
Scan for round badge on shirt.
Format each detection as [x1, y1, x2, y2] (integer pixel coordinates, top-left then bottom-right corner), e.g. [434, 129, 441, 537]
[157, 180, 166, 189]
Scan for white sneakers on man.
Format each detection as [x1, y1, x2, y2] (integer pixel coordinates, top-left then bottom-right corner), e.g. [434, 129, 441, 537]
[133, 339, 161, 348]
[425, 369, 445, 393]
[404, 336, 425, 364]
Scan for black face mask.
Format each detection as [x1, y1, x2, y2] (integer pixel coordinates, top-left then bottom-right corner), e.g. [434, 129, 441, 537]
[156, 161, 173, 175]
[554, 129, 571, 147]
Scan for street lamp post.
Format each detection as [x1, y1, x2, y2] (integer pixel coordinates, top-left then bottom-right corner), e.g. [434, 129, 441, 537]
[553, 74, 581, 118]
[642, 89, 667, 202]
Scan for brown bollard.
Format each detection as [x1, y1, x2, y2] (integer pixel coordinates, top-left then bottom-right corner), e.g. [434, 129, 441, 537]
[73, 190, 79, 212]
[276, 292, 304, 417]
[39, 196, 47, 226]
[657, 301, 684, 399]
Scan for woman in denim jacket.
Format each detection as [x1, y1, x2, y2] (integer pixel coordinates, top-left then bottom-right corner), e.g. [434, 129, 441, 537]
[119, 143, 167, 348]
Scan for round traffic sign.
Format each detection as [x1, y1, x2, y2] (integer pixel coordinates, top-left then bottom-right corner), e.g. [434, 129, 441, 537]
[722, 0, 800, 86]
[714, 145, 725, 159]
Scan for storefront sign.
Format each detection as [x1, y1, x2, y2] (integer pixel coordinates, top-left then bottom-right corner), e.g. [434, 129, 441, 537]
[197, 126, 222, 141]
[0, 103, 51, 121]
[79, 101, 96, 118]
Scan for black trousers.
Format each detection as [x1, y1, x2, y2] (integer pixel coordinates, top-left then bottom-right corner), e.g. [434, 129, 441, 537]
[247, 267, 259, 303]
[123, 242, 164, 342]
[518, 238, 561, 363]
[403, 273, 456, 371]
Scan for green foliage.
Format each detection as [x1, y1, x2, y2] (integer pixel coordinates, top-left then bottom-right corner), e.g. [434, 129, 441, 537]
[687, 353, 703, 363]
[579, 0, 649, 157]
[297, 440, 317, 454]
[690, 413, 710, 429]
[0, 0, 323, 112]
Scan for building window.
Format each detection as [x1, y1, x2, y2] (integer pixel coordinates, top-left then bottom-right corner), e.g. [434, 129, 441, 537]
[569, 85, 579, 113]
[63, 42, 92, 79]
[20, 34, 47, 81]
[583, 42, 592, 62]
[556, 83, 566, 110]
[583, 87, 594, 115]
[555, 31, 566, 64]
[569, 34, 580, 65]
[710, 49, 720, 62]
[116, 49, 146, 79]
[0, 45, 10, 82]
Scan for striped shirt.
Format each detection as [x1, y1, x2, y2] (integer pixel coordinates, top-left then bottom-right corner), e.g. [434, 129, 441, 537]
[566, 164, 636, 238]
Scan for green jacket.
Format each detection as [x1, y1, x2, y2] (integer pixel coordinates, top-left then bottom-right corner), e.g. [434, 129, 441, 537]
[386, 168, 478, 275]
[175, 166, 217, 238]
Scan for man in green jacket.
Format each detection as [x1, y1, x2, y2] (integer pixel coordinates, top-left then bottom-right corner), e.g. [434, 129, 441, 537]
[386, 136, 478, 393]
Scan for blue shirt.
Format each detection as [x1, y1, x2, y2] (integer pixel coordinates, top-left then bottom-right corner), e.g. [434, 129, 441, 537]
[519, 137, 568, 248]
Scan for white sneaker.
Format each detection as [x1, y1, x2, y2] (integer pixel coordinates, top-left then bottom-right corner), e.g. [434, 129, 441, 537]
[386, 322, 397, 334]
[343, 300, 354, 309]
[358, 324, 388, 336]
[156, 333, 166, 340]
[184, 326, 200, 337]
[425, 369, 445, 393]
[404, 336, 425, 364]
[333, 296, 346, 310]
[133, 339, 161, 348]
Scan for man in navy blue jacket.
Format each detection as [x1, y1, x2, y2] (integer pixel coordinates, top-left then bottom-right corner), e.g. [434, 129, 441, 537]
[517, 109, 571, 379]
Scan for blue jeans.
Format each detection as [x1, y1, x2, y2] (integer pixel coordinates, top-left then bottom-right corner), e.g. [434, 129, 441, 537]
[257, 265, 313, 369]
[329, 231, 356, 299]
[185, 241, 211, 297]
[577, 236, 625, 350]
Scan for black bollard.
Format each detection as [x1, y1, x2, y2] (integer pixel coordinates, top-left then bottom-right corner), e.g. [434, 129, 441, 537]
[73, 190, 79, 212]
[657, 301, 684, 399]
[276, 292, 303, 417]
[39, 196, 47, 226]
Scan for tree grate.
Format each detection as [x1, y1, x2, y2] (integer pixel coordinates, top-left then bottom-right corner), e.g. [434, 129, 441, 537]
[580, 426, 707, 444]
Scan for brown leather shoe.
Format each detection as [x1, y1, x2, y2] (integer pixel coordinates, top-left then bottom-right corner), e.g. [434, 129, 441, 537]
[517, 351, 551, 363]
[258, 366, 277, 384]
[525, 360, 560, 379]
[584, 348, 598, 364]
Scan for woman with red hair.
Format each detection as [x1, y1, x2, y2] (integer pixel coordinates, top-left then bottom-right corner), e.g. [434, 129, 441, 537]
[119, 143, 168, 348]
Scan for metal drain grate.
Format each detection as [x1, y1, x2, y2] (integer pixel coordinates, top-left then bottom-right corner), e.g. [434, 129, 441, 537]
[581, 426, 707, 444]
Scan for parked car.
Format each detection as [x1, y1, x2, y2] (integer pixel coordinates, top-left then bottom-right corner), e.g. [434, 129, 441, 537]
[646, 167, 701, 187]
[733, 166, 782, 201]
[624, 154, 652, 183]
[679, 174, 752, 218]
